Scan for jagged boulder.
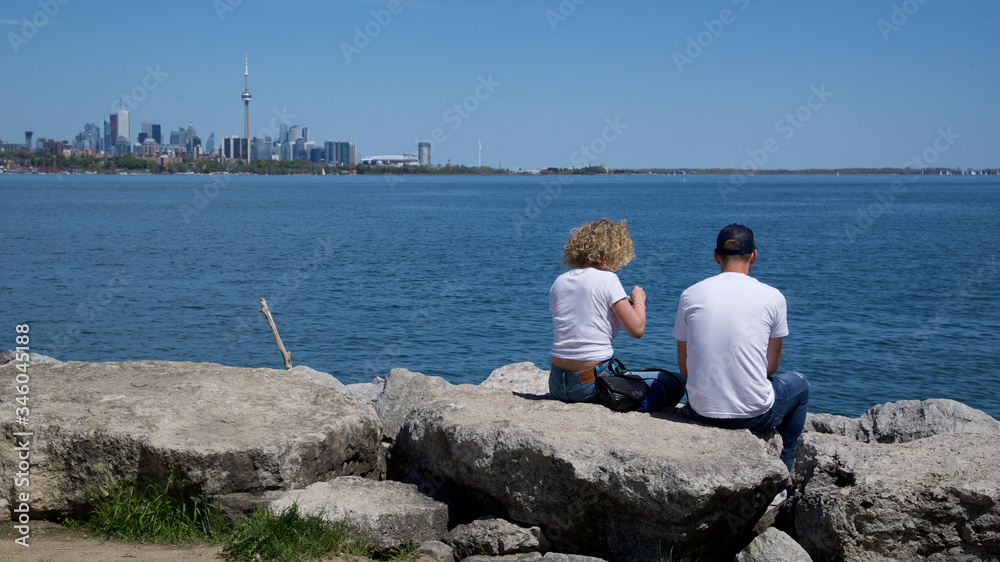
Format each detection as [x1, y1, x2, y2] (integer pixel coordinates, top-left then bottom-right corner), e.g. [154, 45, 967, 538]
[0, 361, 384, 518]
[377, 368, 788, 562]
[736, 527, 811, 562]
[480, 362, 549, 396]
[804, 399, 1000, 444]
[269, 476, 448, 552]
[443, 516, 546, 558]
[792, 431, 1000, 561]
[855, 399, 1000, 444]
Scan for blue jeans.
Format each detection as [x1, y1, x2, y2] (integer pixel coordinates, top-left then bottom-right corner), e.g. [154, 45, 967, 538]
[549, 361, 687, 410]
[686, 371, 809, 472]
[630, 369, 687, 412]
[549, 359, 610, 403]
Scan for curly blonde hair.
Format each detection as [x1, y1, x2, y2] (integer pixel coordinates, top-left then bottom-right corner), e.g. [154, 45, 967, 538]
[562, 219, 636, 271]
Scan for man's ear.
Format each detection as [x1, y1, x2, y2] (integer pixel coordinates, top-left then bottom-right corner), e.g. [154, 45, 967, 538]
[714, 250, 722, 265]
[749, 249, 757, 265]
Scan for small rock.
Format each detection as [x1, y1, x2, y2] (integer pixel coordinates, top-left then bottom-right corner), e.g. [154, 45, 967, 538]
[736, 528, 811, 562]
[480, 362, 549, 396]
[269, 476, 448, 552]
[419, 539, 456, 562]
[444, 516, 542, 558]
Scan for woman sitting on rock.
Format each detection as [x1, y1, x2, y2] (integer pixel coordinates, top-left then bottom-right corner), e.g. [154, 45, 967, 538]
[548, 218, 648, 402]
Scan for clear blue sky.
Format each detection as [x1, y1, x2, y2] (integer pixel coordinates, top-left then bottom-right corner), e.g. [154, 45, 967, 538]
[2, 0, 998, 170]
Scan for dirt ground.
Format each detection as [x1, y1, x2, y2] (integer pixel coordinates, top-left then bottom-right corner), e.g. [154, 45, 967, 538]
[0, 520, 431, 562]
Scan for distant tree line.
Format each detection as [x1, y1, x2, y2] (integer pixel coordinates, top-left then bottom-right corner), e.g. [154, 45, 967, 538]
[1, 149, 989, 176]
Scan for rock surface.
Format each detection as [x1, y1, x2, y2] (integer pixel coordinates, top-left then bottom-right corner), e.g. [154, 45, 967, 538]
[855, 399, 1000, 444]
[270, 476, 449, 552]
[736, 527, 812, 562]
[291, 364, 346, 391]
[792, 431, 1000, 561]
[378, 368, 789, 562]
[1, 349, 61, 366]
[804, 399, 1000, 444]
[419, 540, 456, 562]
[443, 516, 545, 558]
[480, 362, 549, 396]
[0, 361, 384, 518]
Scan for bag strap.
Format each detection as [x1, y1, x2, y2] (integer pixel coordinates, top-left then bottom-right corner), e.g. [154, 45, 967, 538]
[607, 357, 629, 376]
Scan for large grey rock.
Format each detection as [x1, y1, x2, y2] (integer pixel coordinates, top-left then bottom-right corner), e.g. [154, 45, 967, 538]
[855, 399, 1000, 444]
[804, 399, 1000, 445]
[459, 553, 607, 561]
[481, 362, 549, 396]
[736, 527, 811, 562]
[792, 431, 1000, 561]
[803, 413, 860, 438]
[1, 349, 61, 366]
[269, 476, 448, 552]
[345, 376, 386, 406]
[291, 364, 346, 391]
[0, 361, 384, 518]
[379, 369, 789, 562]
[419, 539, 456, 562]
[443, 516, 545, 558]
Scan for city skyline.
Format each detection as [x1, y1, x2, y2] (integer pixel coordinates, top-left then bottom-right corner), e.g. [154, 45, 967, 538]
[2, 1, 998, 170]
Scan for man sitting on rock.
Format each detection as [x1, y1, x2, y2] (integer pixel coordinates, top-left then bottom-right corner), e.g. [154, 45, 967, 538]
[672, 223, 808, 473]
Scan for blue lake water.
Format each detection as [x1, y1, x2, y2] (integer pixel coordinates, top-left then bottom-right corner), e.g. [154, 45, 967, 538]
[2, 173, 998, 419]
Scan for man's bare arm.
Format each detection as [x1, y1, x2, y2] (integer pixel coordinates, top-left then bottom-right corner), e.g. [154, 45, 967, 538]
[766, 337, 783, 376]
[676, 340, 688, 378]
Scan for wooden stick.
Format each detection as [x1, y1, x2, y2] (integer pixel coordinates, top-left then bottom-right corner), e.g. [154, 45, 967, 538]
[259, 298, 292, 370]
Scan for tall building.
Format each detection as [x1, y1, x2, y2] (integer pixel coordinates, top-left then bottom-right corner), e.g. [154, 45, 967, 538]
[109, 114, 119, 154]
[302, 127, 308, 143]
[185, 122, 198, 153]
[205, 133, 215, 155]
[279, 124, 288, 143]
[117, 104, 130, 145]
[288, 125, 301, 141]
[24, 128, 33, 151]
[418, 142, 431, 166]
[223, 136, 248, 161]
[240, 53, 252, 162]
[103, 120, 112, 153]
[142, 122, 162, 144]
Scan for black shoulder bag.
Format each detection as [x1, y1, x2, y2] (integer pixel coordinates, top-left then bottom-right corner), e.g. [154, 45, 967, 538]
[594, 358, 651, 412]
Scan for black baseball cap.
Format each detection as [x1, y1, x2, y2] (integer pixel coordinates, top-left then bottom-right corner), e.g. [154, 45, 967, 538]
[716, 223, 756, 255]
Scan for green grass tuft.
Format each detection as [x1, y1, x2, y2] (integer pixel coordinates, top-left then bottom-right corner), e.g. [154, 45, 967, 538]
[62, 467, 422, 561]
[63, 470, 224, 544]
[221, 503, 371, 562]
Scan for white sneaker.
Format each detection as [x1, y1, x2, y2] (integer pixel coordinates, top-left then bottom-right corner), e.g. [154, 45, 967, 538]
[769, 489, 788, 508]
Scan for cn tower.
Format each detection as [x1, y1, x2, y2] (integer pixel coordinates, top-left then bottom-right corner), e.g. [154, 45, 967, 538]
[241, 53, 252, 144]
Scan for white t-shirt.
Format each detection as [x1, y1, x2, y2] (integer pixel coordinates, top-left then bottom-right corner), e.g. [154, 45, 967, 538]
[549, 268, 628, 361]
[672, 272, 788, 418]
